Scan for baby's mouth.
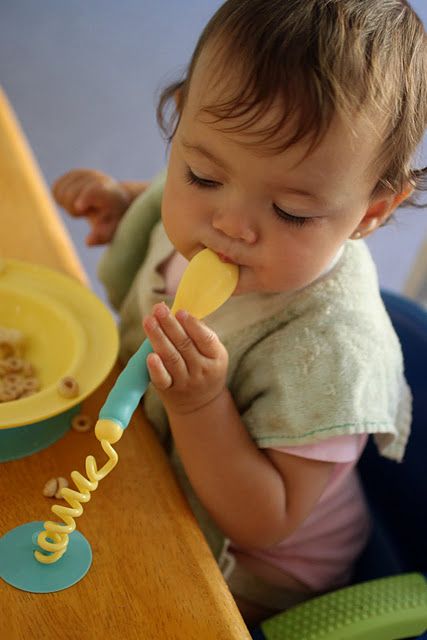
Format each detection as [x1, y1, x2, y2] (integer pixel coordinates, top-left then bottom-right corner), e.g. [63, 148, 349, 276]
[216, 252, 237, 264]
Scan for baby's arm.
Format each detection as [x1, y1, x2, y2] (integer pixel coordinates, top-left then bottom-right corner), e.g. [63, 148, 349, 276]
[52, 169, 150, 245]
[143, 303, 333, 550]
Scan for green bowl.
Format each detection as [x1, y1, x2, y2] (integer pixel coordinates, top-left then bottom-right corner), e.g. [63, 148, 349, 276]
[0, 405, 81, 462]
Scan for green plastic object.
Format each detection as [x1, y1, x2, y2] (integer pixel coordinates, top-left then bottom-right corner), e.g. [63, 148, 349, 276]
[261, 573, 427, 640]
[0, 405, 81, 462]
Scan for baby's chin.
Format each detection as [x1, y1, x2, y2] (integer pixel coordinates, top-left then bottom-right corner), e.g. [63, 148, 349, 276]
[230, 269, 270, 296]
[232, 269, 310, 296]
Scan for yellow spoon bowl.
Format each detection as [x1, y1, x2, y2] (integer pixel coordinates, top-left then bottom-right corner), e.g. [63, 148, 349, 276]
[171, 248, 239, 318]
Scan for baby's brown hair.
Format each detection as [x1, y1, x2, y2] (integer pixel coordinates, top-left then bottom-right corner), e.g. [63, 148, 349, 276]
[157, 0, 427, 205]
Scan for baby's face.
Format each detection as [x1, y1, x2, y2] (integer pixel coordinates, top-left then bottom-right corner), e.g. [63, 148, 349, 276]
[162, 51, 387, 296]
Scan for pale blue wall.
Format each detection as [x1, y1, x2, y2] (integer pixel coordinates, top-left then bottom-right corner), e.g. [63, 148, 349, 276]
[1, 0, 426, 300]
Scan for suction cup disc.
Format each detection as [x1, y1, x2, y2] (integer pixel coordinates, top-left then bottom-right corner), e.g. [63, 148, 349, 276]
[0, 521, 92, 593]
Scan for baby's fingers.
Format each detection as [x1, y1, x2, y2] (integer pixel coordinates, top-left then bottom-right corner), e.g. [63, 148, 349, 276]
[143, 314, 188, 380]
[74, 179, 114, 213]
[146, 352, 173, 391]
[176, 311, 223, 359]
[85, 211, 119, 246]
[52, 170, 92, 215]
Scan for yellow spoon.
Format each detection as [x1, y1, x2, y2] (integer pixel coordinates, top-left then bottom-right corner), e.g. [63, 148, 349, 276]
[96, 248, 239, 438]
[34, 248, 239, 565]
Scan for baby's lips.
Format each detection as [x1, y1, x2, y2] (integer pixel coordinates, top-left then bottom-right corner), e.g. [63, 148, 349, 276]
[217, 252, 236, 264]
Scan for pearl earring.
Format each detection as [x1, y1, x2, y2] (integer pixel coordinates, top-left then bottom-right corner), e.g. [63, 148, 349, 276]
[352, 216, 379, 240]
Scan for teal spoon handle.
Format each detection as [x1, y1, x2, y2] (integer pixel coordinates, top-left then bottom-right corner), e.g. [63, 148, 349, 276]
[99, 338, 153, 429]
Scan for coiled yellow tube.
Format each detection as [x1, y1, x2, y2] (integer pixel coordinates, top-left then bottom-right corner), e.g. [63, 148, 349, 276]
[34, 420, 123, 564]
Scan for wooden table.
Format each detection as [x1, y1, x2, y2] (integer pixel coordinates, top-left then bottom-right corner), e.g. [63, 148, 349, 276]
[0, 89, 250, 640]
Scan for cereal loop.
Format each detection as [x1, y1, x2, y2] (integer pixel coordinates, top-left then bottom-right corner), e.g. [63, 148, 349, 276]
[0, 343, 14, 359]
[22, 361, 34, 377]
[22, 377, 40, 393]
[3, 380, 24, 399]
[0, 388, 17, 403]
[43, 478, 58, 497]
[57, 376, 79, 399]
[71, 414, 92, 433]
[4, 357, 24, 372]
[0, 326, 40, 402]
[55, 477, 69, 499]
[4, 373, 22, 386]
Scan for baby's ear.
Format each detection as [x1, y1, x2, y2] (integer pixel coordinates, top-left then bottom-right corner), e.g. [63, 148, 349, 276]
[351, 184, 414, 240]
[174, 87, 183, 113]
[392, 184, 414, 209]
[377, 184, 414, 219]
[358, 198, 394, 236]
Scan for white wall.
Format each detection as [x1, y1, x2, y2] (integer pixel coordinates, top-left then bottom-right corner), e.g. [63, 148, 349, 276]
[1, 0, 426, 300]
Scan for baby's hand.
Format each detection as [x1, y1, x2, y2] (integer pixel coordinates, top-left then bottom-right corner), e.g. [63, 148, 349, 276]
[143, 302, 228, 416]
[52, 169, 132, 245]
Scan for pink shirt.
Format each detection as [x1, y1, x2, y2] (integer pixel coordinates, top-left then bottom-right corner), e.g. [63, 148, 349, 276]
[160, 250, 371, 592]
[231, 434, 370, 591]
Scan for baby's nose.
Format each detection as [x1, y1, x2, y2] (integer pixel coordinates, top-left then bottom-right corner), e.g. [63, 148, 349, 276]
[212, 209, 257, 244]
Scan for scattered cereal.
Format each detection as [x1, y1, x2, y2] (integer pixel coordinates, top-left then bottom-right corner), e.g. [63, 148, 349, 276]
[0, 343, 14, 359]
[21, 377, 40, 393]
[43, 478, 58, 498]
[71, 414, 92, 433]
[21, 361, 34, 377]
[0, 388, 18, 403]
[57, 376, 79, 399]
[2, 378, 24, 400]
[3, 356, 24, 372]
[54, 477, 69, 499]
[0, 327, 40, 402]
[43, 477, 69, 499]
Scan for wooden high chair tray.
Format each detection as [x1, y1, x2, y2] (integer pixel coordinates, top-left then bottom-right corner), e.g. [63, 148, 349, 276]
[0, 89, 250, 639]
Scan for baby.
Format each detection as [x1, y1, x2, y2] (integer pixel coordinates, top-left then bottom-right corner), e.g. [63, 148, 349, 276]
[53, 0, 427, 625]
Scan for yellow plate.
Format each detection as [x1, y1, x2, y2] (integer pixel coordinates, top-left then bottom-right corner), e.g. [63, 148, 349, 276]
[0, 259, 119, 428]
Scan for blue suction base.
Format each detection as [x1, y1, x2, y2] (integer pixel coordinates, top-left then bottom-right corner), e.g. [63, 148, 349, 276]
[0, 521, 92, 593]
[0, 405, 81, 462]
